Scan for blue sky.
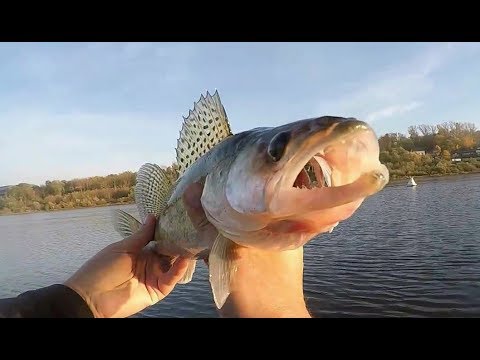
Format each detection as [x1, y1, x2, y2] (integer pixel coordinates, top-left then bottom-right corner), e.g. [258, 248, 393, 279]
[1, 42, 480, 186]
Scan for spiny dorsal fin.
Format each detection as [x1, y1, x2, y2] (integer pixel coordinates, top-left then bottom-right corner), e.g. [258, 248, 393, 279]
[175, 90, 233, 175]
[135, 163, 174, 222]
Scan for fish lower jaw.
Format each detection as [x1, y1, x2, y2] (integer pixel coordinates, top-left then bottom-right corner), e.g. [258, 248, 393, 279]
[293, 151, 378, 192]
[269, 162, 388, 218]
[281, 126, 384, 197]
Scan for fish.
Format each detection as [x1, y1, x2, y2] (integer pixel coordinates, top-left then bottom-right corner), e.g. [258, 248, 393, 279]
[112, 90, 389, 309]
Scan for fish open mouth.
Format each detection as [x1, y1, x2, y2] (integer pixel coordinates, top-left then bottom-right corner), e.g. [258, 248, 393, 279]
[293, 155, 332, 189]
[268, 119, 389, 217]
[292, 124, 376, 191]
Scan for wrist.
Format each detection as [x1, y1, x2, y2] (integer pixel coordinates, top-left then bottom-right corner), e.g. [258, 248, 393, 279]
[21, 284, 95, 318]
[63, 281, 100, 318]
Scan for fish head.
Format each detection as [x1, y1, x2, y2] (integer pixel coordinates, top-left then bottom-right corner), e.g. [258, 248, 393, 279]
[264, 116, 388, 212]
[208, 116, 389, 250]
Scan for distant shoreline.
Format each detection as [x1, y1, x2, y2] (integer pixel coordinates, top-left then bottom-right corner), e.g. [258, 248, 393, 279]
[386, 169, 480, 186]
[0, 201, 136, 217]
[2, 171, 480, 217]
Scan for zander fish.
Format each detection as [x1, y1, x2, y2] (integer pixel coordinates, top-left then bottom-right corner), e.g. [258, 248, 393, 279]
[112, 91, 389, 309]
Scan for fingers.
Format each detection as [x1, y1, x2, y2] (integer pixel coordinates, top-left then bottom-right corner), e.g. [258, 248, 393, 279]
[182, 182, 206, 229]
[121, 214, 156, 252]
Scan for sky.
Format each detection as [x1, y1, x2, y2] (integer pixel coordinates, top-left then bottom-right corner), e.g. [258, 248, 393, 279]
[1, 42, 480, 186]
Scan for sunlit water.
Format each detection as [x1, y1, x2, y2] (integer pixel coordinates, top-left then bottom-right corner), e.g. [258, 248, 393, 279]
[1, 173, 479, 317]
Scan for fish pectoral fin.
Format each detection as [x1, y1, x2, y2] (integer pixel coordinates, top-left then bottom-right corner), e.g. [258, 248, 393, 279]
[178, 259, 197, 284]
[208, 234, 238, 309]
[112, 209, 141, 238]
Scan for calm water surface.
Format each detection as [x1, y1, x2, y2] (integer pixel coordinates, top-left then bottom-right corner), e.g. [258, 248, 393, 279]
[1, 174, 479, 317]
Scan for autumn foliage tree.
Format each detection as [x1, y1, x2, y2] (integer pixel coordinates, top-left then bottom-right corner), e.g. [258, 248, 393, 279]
[0, 171, 138, 214]
[379, 121, 480, 179]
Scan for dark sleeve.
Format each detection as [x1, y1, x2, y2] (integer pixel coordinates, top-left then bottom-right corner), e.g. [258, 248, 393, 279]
[0, 284, 94, 318]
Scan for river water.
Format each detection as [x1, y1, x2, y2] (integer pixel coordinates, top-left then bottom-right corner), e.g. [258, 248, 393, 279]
[1, 174, 479, 317]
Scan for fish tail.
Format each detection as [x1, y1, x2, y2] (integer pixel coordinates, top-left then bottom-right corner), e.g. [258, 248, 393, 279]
[134, 163, 174, 222]
[112, 163, 172, 236]
[131, 163, 198, 283]
[112, 209, 142, 238]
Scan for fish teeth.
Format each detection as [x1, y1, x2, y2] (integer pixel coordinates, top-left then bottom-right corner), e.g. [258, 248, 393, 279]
[313, 155, 332, 187]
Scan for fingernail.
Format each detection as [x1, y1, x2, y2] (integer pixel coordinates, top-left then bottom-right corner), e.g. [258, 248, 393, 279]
[183, 183, 204, 210]
[145, 214, 156, 225]
[185, 192, 203, 210]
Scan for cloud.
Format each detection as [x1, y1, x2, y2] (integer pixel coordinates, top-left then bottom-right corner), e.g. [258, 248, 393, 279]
[2, 42, 480, 185]
[365, 101, 423, 123]
[315, 43, 478, 129]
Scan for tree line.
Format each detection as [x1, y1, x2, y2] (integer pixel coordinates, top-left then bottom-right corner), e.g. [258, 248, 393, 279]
[0, 165, 179, 215]
[379, 121, 480, 179]
[1, 121, 480, 214]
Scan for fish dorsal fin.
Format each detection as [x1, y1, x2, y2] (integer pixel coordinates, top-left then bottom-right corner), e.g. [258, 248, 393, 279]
[175, 90, 233, 175]
[134, 163, 174, 222]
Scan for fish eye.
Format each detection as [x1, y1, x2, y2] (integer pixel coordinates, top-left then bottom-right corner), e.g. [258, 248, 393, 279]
[267, 131, 290, 162]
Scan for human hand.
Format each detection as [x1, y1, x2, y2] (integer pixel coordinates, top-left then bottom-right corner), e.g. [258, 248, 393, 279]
[64, 215, 189, 318]
[183, 183, 311, 318]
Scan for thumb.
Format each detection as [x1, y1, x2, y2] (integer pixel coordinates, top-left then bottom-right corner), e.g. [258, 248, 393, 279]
[166, 257, 190, 284]
[182, 182, 206, 229]
[121, 214, 157, 252]
[183, 182, 218, 242]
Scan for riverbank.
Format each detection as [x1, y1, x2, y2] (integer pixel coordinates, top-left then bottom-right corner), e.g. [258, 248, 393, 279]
[0, 201, 135, 217]
[2, 171, 480, 216]
[386, 169, 480, 186]
[389, 169, 480, 184]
